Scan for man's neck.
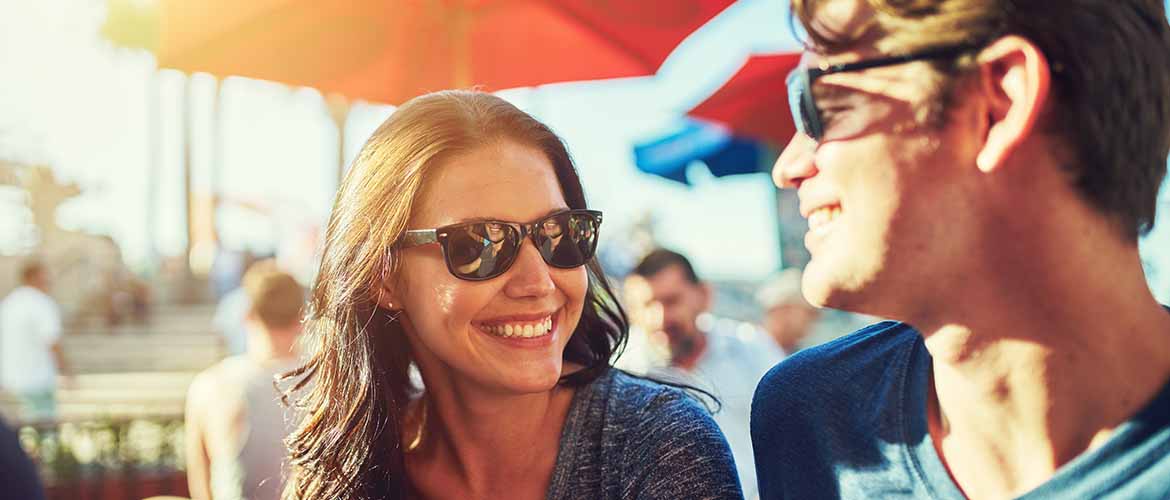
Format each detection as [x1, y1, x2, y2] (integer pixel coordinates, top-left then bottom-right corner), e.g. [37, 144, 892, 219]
[246, 327, 299, 364]
[915, 246, 1170, 498]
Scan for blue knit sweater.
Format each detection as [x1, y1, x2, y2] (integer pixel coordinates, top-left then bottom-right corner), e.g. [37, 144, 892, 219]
[545, 368, 743, 500]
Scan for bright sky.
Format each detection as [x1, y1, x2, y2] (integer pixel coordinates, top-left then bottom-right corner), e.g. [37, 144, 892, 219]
[0, 0, 1168, 299]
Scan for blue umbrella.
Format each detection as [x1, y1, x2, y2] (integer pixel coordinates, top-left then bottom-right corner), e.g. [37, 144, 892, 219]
[634, 119, 766, 185]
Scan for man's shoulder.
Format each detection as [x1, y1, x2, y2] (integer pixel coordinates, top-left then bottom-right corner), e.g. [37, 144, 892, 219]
[189, 356, 252, 397]
[754, 320, 919, 413]
[1, 287, 50, 310]
[751, 321, 925, 498]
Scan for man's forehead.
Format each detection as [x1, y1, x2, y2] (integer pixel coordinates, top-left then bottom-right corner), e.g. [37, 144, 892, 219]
[794, 2, 937, 106]
[800, 0, 878, 57]
[646, 265, 698, 295]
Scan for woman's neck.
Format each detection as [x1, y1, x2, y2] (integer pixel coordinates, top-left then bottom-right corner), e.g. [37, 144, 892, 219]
[405, 376, 577, 499]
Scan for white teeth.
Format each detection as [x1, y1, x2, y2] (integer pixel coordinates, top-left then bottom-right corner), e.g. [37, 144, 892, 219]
[807, 206, 842, 230]
[481, 316, 554, 339]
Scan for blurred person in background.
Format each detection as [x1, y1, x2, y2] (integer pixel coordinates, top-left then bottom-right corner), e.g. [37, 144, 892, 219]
[280, 91, 741, 500]
[0, 260, 71, 421]
[185, 260, 304, 500]
[755, 268, 819, 356]
[753, 0, 1170, 498]
[0, 416, 44, 500]
[628, 248, 782, 500]
[212, 252, 260, 357]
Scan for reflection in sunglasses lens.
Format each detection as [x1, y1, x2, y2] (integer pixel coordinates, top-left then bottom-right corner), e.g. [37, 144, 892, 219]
[442, 212, 599, 280]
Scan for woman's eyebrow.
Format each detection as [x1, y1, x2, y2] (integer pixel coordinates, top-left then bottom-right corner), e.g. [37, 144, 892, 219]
[446, 207, 572, 225]
[536, 207, 572, 220]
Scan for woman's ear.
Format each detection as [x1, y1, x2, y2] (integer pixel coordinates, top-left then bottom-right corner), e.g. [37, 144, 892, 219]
[376, 277, 403, 311]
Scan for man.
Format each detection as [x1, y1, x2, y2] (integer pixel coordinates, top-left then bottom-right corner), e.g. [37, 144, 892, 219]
[0, 261, 70, 420]
[186, 261, 304, 500]
[755, 269, 819, 355]
[629, 249, 783, 499]
[752, 1, 1170, 499]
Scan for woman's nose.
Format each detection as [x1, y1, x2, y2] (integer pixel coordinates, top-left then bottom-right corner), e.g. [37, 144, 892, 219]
[503, 240, 556, 299]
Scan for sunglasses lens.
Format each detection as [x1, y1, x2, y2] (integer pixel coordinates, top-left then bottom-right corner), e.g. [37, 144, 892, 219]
[787, 71, 820, 141]
[535, 211, 600, 268]
[444, 222, 520, 280]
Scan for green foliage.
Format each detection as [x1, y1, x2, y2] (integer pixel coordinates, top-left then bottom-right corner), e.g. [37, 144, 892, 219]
[99, 0, 159, 51]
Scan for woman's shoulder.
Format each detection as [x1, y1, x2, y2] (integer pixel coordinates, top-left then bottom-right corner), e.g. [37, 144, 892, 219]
[586, 369, 724, 448]
[586, 369, 742, 499]
[604, 369, 709, 421]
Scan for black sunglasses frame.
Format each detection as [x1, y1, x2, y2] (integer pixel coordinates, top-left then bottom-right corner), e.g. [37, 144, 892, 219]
[400, 209, 603, 281]
[787, 42, 984, 142]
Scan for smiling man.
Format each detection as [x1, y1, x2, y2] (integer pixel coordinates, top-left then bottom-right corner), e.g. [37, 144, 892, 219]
[751, 1, 1170, 499]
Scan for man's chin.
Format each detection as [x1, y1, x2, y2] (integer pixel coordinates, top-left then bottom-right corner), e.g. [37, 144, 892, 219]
[665, 330, 699, 355]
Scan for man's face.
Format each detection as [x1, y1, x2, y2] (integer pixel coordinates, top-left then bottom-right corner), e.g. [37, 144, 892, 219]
[774, 0, 984, 318]
[642, 264, 710, 351]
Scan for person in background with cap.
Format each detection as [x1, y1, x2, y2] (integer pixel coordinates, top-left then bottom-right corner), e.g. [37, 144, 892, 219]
[755, 268, 819, 357]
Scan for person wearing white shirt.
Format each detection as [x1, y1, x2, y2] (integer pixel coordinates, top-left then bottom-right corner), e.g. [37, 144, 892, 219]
[186, 261, 304, 500]
[627, 249, 784, 500]
[0, 261, 70, 421]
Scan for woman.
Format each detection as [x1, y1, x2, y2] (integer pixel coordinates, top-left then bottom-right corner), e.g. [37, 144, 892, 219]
[283, 91, 742, 500]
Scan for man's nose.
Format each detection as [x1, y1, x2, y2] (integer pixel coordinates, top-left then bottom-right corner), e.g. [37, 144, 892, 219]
[773, 133, 818, 189]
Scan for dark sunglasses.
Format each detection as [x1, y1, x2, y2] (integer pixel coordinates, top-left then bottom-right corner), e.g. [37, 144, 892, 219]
[787, 42, 983, 142]
[400, 209, 602, 281]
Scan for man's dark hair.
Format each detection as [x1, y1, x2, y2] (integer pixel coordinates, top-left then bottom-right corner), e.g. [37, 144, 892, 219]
[632, 249, 701, 284]
[791, 0, 1170, 239]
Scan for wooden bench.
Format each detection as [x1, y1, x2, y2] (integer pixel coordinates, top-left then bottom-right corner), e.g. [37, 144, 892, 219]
[62, 333, 225, 374]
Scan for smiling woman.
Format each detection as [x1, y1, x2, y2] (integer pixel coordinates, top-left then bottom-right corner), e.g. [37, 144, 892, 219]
[280, 91, 742, 500]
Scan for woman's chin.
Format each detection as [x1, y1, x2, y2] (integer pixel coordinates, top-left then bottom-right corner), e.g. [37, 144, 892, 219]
[491, 360, 565, 394]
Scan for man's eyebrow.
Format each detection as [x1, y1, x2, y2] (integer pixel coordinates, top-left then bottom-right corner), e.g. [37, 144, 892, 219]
[812, 82, 852, 101]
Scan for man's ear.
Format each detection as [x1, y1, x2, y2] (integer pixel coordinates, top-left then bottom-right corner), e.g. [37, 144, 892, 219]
[699, 282, 714, 311]
[973, 35, 1052, 173]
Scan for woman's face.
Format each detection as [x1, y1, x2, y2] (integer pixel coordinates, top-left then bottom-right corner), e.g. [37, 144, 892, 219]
[391, 140, 588, 395]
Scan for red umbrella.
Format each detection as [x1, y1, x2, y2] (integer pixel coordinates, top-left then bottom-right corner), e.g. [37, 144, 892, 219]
[107, 0, 736, 104]
[689, 52, 802, 146]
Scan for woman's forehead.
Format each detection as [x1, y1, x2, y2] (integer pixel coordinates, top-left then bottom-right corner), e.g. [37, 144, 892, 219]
[410, 141, 568, 227]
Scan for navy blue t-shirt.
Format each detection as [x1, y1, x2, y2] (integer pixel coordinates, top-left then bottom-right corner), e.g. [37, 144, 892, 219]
[751, 321, 1170, 499]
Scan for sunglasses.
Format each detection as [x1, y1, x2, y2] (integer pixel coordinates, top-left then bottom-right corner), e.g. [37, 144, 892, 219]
[787, 42, 983, 142]
[400, 209, 602, 281]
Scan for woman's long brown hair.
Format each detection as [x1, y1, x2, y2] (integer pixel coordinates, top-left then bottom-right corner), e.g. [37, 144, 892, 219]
[280, 91, 629, 499]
